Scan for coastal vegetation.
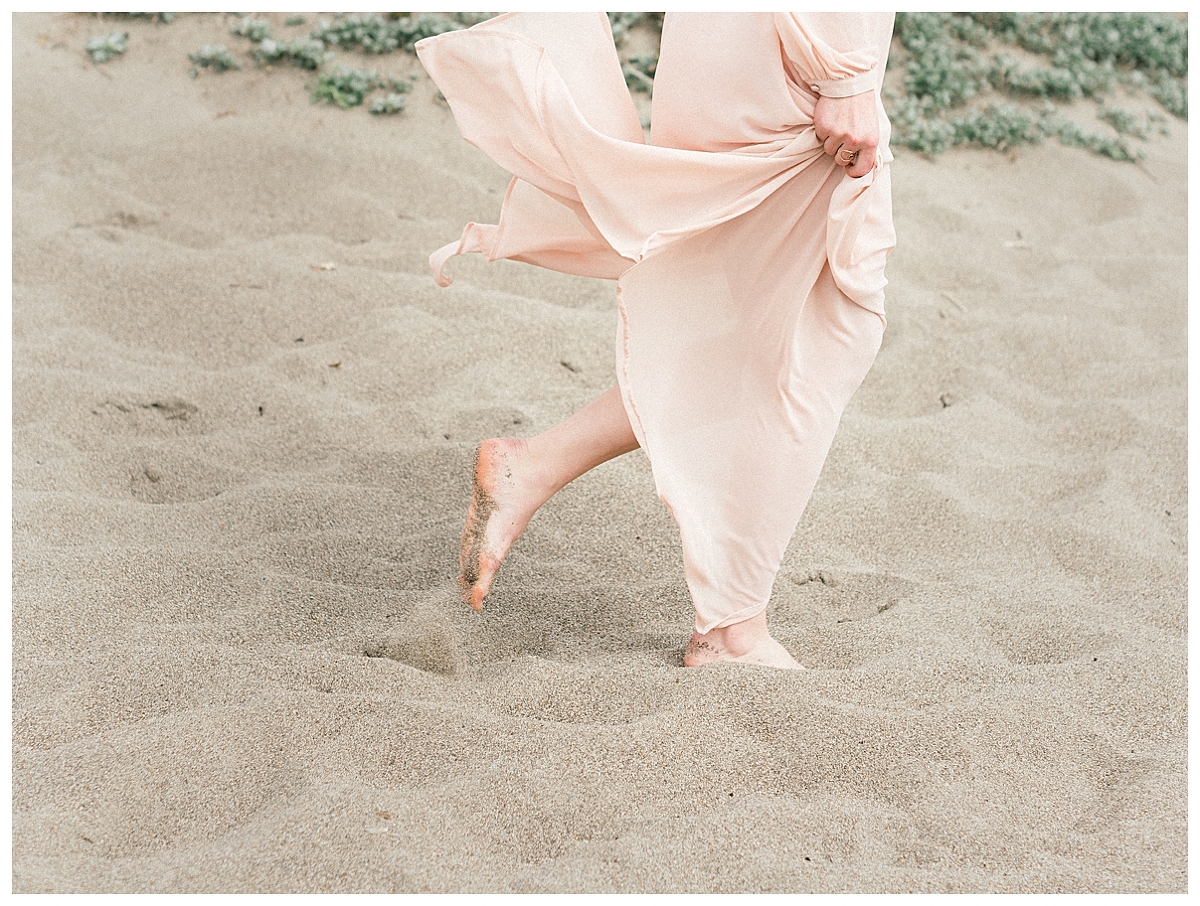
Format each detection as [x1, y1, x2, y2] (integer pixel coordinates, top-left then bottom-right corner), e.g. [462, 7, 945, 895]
[82, 11, 1186, 162]
[84, 31, 128, 63]
[886, 12, 1186, 160]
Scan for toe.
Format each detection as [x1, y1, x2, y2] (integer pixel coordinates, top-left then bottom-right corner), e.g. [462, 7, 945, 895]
[462, 555, 500, 611]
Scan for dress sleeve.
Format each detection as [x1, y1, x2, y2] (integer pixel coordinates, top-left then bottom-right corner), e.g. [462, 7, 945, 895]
[775, 13, 895, 98]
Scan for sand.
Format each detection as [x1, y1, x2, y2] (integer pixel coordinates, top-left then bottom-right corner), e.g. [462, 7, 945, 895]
[11, 12, 1188, 893]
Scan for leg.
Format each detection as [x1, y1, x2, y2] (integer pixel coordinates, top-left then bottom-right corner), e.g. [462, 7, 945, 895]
[457, 386, 799, 669]
[459, 385, 638, 609]
[682, 300, 883, 669]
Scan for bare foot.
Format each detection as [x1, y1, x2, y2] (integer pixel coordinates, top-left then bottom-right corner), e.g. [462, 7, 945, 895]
[684, 612, 805, 670]
[459, 438, 546, 610]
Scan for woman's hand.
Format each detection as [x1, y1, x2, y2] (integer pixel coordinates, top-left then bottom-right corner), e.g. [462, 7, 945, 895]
[813, 90, 878, 178]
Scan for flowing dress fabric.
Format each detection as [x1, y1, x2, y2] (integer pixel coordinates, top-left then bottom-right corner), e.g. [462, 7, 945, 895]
[416, 12, 896, 632]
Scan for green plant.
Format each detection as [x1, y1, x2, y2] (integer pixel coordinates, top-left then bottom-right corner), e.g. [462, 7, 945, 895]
[888, 12, 1186, 160]
[1097, 104, 1148, 137]
[101, 12, 174, 24]
[885, 96, 958, 155]
[231, 16, 271, 43]
[951, 102, 1043, 151]
[1148, 71, 1187, 118]
[993, 13, 1186, 77]
[623, 52, 658, 94]
[310, 66, 384, 109]
[189, 44, 237, 72]
[86, 31, 128, 63]
[311, 13, 404, 53]
[399, 12, 480, 43]
[896, 13, 992, 107]
[452, 13, 497, 28]
[607, 12, 662, 46]
[1049, 120, 1141, 161]
[990, 54, 1114, 100]
[369, 92, 408, 115]
[309, 13, 464, 54]
[253, 37, 330, 70]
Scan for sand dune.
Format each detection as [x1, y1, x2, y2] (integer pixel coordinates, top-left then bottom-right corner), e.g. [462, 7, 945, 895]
[11, 13, 1187, 892]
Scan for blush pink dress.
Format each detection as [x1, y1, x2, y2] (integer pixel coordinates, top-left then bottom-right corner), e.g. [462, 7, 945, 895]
[416, 12, 896, 632]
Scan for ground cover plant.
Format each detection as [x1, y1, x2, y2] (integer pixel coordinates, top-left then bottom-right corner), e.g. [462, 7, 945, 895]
[310, 66, 384, 108]
[252, 37, 331, 71]
[308, 12, 467, 54]
[309, 67, 413, 110]
[602, 11, 1187, 161]
[369, 92, 409, 115]
[85, 31, 128, 63]
[230, 16, 272, 43]
[95, 12, 175, 24]
[188, 44, 237, 73]
[208, 13, 480, 111]
[85, 11, 1186, 154]
[885, 12, 1187, 160]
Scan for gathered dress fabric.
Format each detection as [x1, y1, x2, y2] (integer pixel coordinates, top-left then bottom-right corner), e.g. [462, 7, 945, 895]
[415, 12, 897, 633]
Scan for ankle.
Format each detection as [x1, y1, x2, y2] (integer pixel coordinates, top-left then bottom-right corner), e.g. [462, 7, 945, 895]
[706, 612, 769, 658]
[522, 436, 574, 501]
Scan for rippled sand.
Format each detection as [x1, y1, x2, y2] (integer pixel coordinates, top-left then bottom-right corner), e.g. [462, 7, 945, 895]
[12, 12, 1187, 893]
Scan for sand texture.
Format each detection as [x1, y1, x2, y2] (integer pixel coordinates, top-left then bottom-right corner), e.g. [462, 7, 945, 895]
[11, 13, 1188, 893]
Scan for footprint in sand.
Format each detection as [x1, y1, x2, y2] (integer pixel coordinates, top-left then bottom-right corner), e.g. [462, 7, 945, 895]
[126, 448, 233, 505]
[143, 398, 199, 421]
[94, 396, 201, 432]
[362, 623, 460, 676]
[128, 462, 227, 505]
[789, 570, 918, 625]
[88, 210, 223, 249]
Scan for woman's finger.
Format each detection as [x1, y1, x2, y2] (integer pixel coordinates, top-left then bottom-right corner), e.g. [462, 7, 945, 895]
[845, 146, 875, 177]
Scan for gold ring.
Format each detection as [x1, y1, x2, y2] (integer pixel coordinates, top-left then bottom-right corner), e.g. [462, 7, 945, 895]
[838, 147, 858, 164]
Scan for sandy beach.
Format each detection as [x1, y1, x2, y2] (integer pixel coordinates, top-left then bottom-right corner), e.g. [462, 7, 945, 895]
[11, 13, 1187, 893]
